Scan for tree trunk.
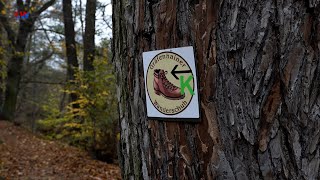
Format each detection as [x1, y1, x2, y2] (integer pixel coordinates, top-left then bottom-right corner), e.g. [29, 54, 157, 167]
[83, 0, 96, 72]
[0, 0, 56, 120]
[2, 19, 33, 120]
[0, 26, 6, 109]
[62, 0, 80, 109]
[113, 0, 320, 179]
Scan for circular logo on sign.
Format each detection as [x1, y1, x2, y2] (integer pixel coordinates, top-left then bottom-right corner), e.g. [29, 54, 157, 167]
[146, 52, 194, 115]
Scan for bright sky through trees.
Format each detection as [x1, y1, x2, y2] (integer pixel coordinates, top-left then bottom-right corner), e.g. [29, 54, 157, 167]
[95, 0, 112, 42]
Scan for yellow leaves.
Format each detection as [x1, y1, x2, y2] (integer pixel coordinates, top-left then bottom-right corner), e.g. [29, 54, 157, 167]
[70, 98, 89, 106]
[101, 91, 109, 96]
[65, 105, 87, 118]
[72, 132, 83, 139]
[63, 89, 77, 94]
[80, 84, 88, 89]
[0, 60, 6, 66]
[63, 122, 81, 129]
[30, 7, 35, 13]
[0, 47, 5, 55]
[116, 133, 120, 141]
[1, 9, 6, 15]
[36, 48, 117, 155]
[14, 51, 25, 58]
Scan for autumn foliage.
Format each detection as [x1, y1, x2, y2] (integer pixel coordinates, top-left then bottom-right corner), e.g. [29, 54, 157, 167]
[37, 50, 118, 162]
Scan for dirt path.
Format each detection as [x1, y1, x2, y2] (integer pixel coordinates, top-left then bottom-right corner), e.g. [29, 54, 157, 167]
[0, 121, 121, 180]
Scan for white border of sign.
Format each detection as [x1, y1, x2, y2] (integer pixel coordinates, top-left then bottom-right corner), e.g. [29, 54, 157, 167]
[143, 46, 200, 120]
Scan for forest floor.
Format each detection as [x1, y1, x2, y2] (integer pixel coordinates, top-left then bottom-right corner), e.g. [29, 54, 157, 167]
[0, 121, 121, 180]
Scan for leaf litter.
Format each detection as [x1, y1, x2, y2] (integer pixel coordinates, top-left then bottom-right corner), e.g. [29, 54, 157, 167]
[0, 121, 121, 180]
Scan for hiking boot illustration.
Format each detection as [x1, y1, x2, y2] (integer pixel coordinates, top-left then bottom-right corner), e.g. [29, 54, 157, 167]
[153, 69, 185, 100]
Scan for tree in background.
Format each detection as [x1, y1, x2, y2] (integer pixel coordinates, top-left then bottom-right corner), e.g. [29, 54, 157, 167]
[62, 0, 79, 111]
[37, 42, 118, 162]
[0, 0, 117, 163]
[113, 0, 320, 179]
[83, 0, 96, 72]
[0, 0, 56, 120]
[0, 25, 8, 109]
[32, 0, 118, 162]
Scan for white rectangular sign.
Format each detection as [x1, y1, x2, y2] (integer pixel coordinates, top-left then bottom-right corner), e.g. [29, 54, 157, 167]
[143, 46, 200, 121]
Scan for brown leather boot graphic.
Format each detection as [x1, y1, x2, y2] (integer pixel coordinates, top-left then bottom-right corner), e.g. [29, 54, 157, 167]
[153, 69, 185, 100]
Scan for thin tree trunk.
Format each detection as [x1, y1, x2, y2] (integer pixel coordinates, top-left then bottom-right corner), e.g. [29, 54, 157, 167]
[0, 26, 6, 110]
[63, 0, 80, 109]
[113, 0, 320, 179]
[83, 0, 96, 71]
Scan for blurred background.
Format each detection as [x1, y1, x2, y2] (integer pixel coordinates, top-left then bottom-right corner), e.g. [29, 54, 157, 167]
[0, 0, 118, 163]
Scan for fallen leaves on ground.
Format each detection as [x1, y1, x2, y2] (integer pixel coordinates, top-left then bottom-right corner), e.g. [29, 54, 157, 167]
[0, 121, 121, 180]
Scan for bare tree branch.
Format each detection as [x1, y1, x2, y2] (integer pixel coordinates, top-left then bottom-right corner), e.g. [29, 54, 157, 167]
[32, 51, 54, 65]
[39, 19, 58, 52]
[100, 3, 112, 30]
[33, 0, 56, 17]
[33, 28, 64, 36]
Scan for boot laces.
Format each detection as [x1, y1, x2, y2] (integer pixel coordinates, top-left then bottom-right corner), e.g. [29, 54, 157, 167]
[161, 71, 178, 91]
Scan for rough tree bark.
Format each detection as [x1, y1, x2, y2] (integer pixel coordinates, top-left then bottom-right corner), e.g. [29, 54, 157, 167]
[113, 0, 320, 179]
